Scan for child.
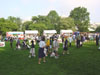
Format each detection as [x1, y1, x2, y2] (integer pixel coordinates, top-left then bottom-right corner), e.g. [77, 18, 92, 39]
[63, 38, 69, 55]
[29, 40, 35, 58]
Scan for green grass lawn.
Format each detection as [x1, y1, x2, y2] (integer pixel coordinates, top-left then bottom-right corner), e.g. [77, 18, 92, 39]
[0, 41, 100, 75]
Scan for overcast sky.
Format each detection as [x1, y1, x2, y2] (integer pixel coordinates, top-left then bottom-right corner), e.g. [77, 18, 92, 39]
[0, 0, 100, 23]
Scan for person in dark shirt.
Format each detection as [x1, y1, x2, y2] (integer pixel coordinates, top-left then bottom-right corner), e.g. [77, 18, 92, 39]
[96, 35, 99, 46]
[10, 37, 13, 48]
[63, 38, 69, 55]
[29, 40, 35, 58]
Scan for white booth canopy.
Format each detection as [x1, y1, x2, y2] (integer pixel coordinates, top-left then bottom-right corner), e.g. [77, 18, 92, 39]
[60, 30, 73, 34]
[43, 30, 57, 34]
[25, 30, 38, 34]
[7, 32, 23, 34]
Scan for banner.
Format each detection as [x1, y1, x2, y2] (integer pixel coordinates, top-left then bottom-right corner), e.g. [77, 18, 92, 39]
[0, 42, 5, 47]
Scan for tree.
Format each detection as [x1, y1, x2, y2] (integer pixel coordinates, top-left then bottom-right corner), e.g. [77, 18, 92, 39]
[32, 16, 39, 23]
[29, 23, 47, 34]
[7, 16, 22, 31]
[32, 15, 54, 30]
[95, 26, 100, 32]
[69, 7, 90, 32]
[0, 18, 18, 35]
[22, 21, 33, 31]
[47, 10, 60, 30]
[59, 17, 76, 31]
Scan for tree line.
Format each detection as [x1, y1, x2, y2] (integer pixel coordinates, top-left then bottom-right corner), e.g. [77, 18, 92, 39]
[0, 7, 94, 35]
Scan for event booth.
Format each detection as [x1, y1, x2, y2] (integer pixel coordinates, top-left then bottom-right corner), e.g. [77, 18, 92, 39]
[25, 30, 38, 39]
[6, 32, 24, 40]
[43, 30, 57, 38]
[60, 30, 73, 37]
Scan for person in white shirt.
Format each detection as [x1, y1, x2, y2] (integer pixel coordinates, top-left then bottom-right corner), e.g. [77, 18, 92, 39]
[68, 35, 73, 47]
[38, 37, 46, 64]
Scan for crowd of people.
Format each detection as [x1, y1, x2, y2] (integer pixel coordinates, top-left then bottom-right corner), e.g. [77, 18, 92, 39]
[8, 33, 100, 64]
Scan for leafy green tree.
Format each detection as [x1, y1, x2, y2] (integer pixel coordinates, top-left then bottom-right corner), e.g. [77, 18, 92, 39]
[0, 18, 18, 35]
[59, 17, 76, 31]
[7, 16, 22, 30]
[32, 16, 39, 23]
[69, 7, 90, 32]
[22, 21, 33, 31]
[0, 18, 5, 22]
[47, 10, 60, 30]
[29, 23, 47, 34]
[32, 15, 54, 30]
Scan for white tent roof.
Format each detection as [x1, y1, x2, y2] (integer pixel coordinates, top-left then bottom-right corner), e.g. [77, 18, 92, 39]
[60, 30, 73, 34]
[25, 30, 38, 34]
[7, 32, 23, 34]
[44, 30, 57, 34]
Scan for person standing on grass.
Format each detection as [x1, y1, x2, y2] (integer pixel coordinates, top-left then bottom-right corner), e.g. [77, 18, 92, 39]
[80, 34, 84, 47]
[53, 38, 59, 58]
[10, 37, 13, 48]
[61, 35, 64, 43]
[38, 37, 46, 64]
[63, 38, 69, 55]
[16, 39, 21, 49]
[96, 34, 99, 46]
[68, 35, 73, 47]
[29, 40, 36, 58]
[76, 34, 81, 48]
[46, 38, 50, 56]
[50, 37, 53, 51]
[73, 34, 76, 41]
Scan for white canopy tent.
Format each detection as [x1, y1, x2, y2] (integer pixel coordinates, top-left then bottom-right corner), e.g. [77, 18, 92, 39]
[60, 30, 73, 34]
[60, 30, 73, 36]
[25, 30, 38, 34]
[43, 30, 57, 38]
[25, 30, 38, 39]
[43, 30, 57, 34]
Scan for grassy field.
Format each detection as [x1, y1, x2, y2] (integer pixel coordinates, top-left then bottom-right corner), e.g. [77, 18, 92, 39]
[0, 41, 100, 75]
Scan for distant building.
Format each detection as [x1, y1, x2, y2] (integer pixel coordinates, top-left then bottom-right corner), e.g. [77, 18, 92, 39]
[88, 23, 100, 31]
[90, 23, 100, 29]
